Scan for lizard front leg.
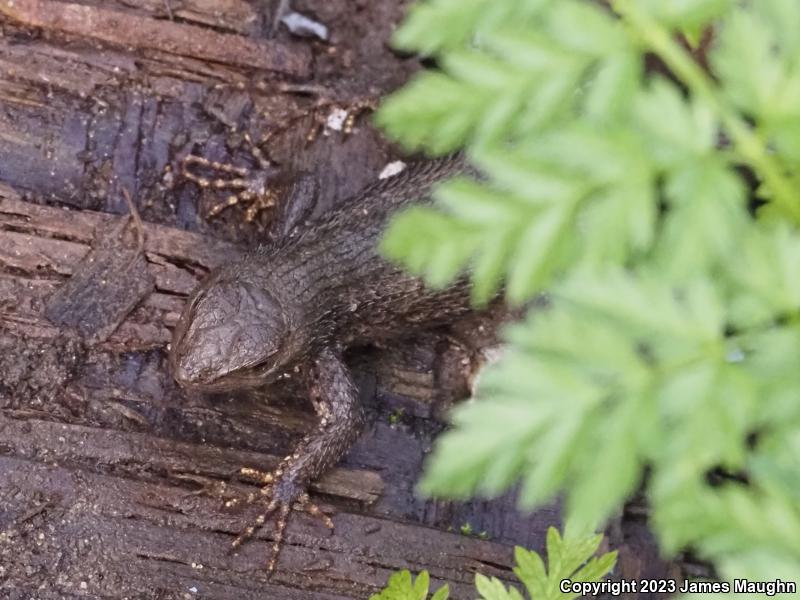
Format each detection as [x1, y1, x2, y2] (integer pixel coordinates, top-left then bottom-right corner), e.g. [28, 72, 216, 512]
[232, 347, 365, 573]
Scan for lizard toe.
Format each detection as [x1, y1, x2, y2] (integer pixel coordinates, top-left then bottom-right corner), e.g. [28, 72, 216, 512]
[228, 469, 334, 575]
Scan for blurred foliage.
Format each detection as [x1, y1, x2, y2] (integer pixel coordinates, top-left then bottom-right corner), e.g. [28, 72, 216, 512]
[371, 527, 616, 600]
[377, 0, 800, 586]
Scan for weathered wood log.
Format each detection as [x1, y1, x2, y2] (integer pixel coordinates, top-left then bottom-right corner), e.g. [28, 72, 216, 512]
[0, 454, 515, 599]
[0, 0, 311, 75]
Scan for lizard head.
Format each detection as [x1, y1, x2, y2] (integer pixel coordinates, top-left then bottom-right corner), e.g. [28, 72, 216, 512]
[169, 266, 298, 392]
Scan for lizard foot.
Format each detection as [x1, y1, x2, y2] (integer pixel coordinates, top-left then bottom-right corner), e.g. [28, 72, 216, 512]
[181, 133, 279, 222]
[230, 466, 334, 573]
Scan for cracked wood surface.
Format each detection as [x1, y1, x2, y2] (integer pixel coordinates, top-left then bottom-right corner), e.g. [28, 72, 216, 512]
[0, 0, 311, 75]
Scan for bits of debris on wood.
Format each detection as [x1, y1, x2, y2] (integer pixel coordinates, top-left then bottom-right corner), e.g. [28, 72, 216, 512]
[378, 160, 407, 180]
[281, 11, 329, 41]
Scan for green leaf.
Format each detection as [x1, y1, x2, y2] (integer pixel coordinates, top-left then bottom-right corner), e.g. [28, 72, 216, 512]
[431, 586, 450, 600]
[513, 546, 548, 600]
[573, 551, 619, 590]
[568, 397, 643, 530]
[517, 528, 617, 600]
[752, 0, 800, 56]
[545, 1, 627, 56]
[582, 51, 641, 124]
[393, 0, 550, 55]
[470, 228, 513, 305]
[634, 77, 718, 167]
[556, 270, 725, 344]
[392, 0, 491, 54]
[371, 570, 449, 600]
[473, 148, 586, 205]
[726, 225, 800, 324]
[376, 71, 486, 153]
[380, 206, 478, 288]
[654, 157, 747, 278]
[712, 8, 785, 118]
[740, 325, 800, 432]
[414, 571, 430, 598]
[505, 204, 570, 304]
[638, 0, 732, 30]
[475, 574, 525, 600]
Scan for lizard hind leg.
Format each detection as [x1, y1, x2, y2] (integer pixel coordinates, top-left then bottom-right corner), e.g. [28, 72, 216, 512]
[226, 349, 363, 574]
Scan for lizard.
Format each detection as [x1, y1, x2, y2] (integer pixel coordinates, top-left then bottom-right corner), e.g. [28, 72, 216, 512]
[168, 153, 476, 573]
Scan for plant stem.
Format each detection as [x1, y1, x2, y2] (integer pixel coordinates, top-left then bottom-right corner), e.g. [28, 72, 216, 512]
[612, 0, 800, 224]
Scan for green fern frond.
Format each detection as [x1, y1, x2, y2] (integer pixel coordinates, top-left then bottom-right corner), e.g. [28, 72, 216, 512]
[378, 0, 800, 586]
[373, 528, 616, 600]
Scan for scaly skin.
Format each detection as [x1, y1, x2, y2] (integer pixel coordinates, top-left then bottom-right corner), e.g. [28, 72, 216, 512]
[169, 154, 473, 572]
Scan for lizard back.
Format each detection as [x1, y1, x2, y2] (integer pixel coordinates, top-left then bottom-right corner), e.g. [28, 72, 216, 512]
[255, 153, 474, 346]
